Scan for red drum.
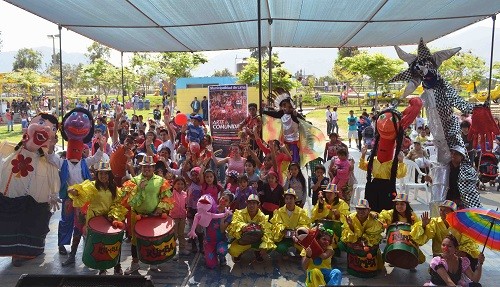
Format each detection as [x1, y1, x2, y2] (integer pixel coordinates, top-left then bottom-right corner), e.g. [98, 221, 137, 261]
[82, 216, 124, 270]
[345, 241, 379, 278]
[238, 223, 263, 245]
[383, 222, 419, 269]
[134, 216, 176, 265]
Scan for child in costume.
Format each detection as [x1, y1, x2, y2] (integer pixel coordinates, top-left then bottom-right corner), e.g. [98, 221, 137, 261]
[121, 156, 174, 274]
[378, 193, 425, 271]
[228, 194, 275, 263]
[203, 192, 234, 268]
[262, 93, 304, 163]
[270, 188, 311, 258]
[67, 161, 127, 275]
[46, 108, 105, 262]
[301, 227, 342, 287]
[0, 113, 60, 266]
[311, 183, 350, 254]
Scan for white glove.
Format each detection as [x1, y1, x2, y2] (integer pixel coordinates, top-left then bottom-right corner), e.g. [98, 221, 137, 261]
[49, 195, 61, 212]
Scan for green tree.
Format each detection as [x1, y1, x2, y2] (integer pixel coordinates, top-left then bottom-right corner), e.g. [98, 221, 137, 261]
[157, 52, 208, 95]
[249, 47, 269, 59]
[130, 53, 158, 94]
[80, 58, 119, 102]
[85, 41, 111, 63]
[333, 48, 362, 89]
[212, 68, 233, 77]
[494, 62, 500, 80]
[439, 51, 487, 90]
[237, 53, 300, 104]
[12, 48, 43, 71]
[339, 52, 404, 107]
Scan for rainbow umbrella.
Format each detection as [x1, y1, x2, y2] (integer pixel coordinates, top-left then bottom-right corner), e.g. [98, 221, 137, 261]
[446, 208, 500, 252]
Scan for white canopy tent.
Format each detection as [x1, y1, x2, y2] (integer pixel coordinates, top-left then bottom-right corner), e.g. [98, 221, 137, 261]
[4, 0, 500, 52]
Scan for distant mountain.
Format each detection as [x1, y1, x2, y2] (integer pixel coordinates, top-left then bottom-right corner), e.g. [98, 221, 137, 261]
[192, 26, 500, 77]
[0, 46, 87, 72]
[1, 26, 497, 77]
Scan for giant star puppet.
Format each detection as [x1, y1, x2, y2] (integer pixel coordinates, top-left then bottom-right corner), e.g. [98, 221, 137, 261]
[389, 38, 499, 209]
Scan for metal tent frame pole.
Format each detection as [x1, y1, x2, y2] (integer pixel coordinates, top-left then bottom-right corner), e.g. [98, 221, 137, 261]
[121, 52, 125, 105]
[58, 25, 64, 150]
[487, 15, 496, 102]
[257, 0, 262, 114]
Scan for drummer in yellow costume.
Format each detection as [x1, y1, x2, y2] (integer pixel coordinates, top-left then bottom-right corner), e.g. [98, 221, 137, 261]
[311, 183, 349, 252]
[120, 156, 174, 274]
[228, 194, 275, 263]
[68, 161, 128, 275]
[339, 199, 384, 276]
[410, 200, 480, 270]
[378, 193, 425, 270]
[270, 188, 311, 257]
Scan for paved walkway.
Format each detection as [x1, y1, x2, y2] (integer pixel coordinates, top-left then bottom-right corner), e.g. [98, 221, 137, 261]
[1, 117, 500, 286]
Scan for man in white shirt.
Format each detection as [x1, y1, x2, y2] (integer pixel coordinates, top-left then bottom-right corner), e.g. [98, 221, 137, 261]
[331, 106, 339, 134]
[325, 105, 333, 135]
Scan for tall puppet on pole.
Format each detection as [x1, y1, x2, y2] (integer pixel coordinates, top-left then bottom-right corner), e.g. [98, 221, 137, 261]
[359, 98, 422, 212]
[390, 38, 499, 210]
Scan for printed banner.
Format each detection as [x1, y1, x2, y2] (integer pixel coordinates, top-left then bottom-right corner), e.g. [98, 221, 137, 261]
[208, 85, 248, 157]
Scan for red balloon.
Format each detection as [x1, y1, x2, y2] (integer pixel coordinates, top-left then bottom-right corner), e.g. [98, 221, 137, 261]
[189, 142, 201, 154]
[174, 113, 188, 126]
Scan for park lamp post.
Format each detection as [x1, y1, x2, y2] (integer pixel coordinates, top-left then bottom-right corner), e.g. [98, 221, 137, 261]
[47, 34, 60, 115]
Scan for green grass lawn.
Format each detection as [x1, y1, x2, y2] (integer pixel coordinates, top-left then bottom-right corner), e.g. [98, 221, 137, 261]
[0, 124, 24, 144]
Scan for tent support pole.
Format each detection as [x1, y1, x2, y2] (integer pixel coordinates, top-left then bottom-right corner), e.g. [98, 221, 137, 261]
[121, 52, 125, 105]
[58, 25, 64, 150]
[258, 0, 262, 115]
[487, 15, 496, 102]
[269, 41, 272, 101]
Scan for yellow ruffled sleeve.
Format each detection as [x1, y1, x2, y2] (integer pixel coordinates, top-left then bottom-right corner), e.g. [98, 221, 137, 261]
[121, 180, 137, 208]
[258, 213, 275, 250]
[270, 209, 286, 242]
[378, 209, 393, 226]
[341, 213, 362, 244]
[363, 216, 384, 247]
[157, 180, 174, 211]
[311, 202, 329, 221]
[336, 200, 350, 219]
[227, 209, 248, 239]
[297, 208, 311, 229]
[410, 220, 427, 246]
[107, 188, 128, 222]
[457, 232, 480, 258]
[68, 180, 98, 208]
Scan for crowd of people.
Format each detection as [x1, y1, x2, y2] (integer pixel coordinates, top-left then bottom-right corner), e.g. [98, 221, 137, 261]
[0, 94, 489, 287]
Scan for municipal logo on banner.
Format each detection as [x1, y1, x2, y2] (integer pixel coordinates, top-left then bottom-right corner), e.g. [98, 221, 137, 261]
[208, 85, 248, 157]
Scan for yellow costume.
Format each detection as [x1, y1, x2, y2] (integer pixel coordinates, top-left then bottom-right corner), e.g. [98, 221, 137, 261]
[311, 199, 349, 249]
[378, 209, 420, 226]
[378, 209, 425, 264]
[359, 157, 407, 179]
[270, 205, 311, 255]
[227, 208, 275, 257]
[69, 180, 127, 225]
[311, 199, 350, 221]
[340, 212, 383, 247]
[121, 174, 174, 244]
[410, 216, 479, 258]
[301, 246, 342, 287]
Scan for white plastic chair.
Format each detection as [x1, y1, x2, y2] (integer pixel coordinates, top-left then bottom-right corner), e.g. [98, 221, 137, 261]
[400, 159, 430, 203]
